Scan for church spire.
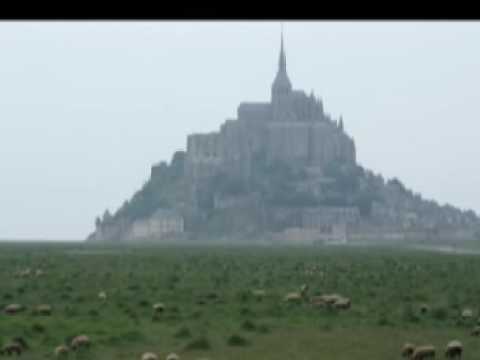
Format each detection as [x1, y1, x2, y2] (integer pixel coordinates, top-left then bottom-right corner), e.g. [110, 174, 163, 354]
[279, 27, 286, 74]
[272, 24, 292, 97]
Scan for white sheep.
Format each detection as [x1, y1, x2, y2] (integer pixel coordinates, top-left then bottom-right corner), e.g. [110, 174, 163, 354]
[54, 345, 69, 357]
[166, 352, 180, 360]
[142, 352, 159, 360]
[401, 343, 416, 358]
[284, 292, 303, 302]
[35, 304, 52, 316]
[153, 303, 165, 313]
[251, 289, 266, 298]
[4, 304, 24, 315]
[35, 269, 45, 277]
[412, 345, 436, 360]
[445, 340, 463, 359]
[70, 335, 91, 350]
[461, 308, 473, 319]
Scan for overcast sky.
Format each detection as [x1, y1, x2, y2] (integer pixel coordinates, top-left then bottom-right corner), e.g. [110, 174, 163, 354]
[0, 21, 479, 240]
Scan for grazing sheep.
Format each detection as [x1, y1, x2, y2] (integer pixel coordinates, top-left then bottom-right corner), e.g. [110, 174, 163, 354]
[310, 294, 344, 307]
[35, 304, 52, 316]
[141, 352, 158, 360]
[471, 325, 480, 336]
[284, 292, 303, 303]
[15, 268, 32, 278]
[153, 303, 165, 313]
[70, 335, 90, 350]
[34, 269, 45, 277]
[166, 353, 180, 360]
[251, 289, 266, 299]
[0, 337, 28, 356]
[4, 304, 24, 315]
[412, 345, 436, 360]
[322, 294, 343, 305]
[54, 345, 69, 357]
[461, 308, 473, 320]
[0, 342, 23, 356]
[445, 340, 463, 359]
[402, 343, 416, 358]
[333, 297, 351, 310]
[98, 291, 107, 301]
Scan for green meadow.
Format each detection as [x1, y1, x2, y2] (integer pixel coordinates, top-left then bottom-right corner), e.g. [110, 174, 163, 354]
[1, 242, 480, 359]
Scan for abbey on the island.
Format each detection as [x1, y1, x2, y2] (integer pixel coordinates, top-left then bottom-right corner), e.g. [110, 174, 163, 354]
[184, 34, 355, 185]
[88, 34, 480, 244]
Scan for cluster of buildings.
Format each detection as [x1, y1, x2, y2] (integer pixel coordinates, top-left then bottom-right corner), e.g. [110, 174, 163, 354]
[88, 34, 479, 244]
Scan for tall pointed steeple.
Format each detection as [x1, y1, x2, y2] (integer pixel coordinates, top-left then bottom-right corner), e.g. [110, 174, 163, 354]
[278, 28, 286, 74]
[272, 25, 292, 98]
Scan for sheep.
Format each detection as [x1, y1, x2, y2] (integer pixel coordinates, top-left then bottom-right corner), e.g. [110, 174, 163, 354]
[402, 343, 416, 358]
[4, 304, 24, 315]
[70, 335, 91, 350]
[471, 325, 480, 336]
[333, 297, 351, 310]
[98, 291, 107, 301]
[411, 345, 436, 360]
[34, 304, 52, 316]
[461, 308, 473, 320]
[15, 268, 31, 278]
[166, 353, 180, 360]
[321, 294, 343, 305]
[445, 340, 463, 359]
[0, 342, 23, 356]
[310, 294, 344, 307]
[0, 337, 28, 356]
[54, 345, 70, 357]
[251, 289, 266, 299]
[141, 352, 158, 360]
[34, 269, 45, 277]
[284, 292, 303, 303]
[153, 303, 165, 313]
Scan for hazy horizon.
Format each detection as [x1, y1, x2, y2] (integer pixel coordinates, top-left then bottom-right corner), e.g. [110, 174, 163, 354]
[1, 21, 479, 240]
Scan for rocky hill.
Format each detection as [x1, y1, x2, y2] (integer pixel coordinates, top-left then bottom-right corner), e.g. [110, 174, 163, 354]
[87, 36, 480, 244]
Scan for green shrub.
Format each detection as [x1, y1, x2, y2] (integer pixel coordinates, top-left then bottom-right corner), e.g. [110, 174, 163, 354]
[432, 307, 448, 321]
[184, 336, 211, 351]
[174, 326, 192, 339]
[138, 299, 150, 307]
[241, 319, 256, 331]
[402, 304, 420, 323]
[32, 323, 45, 333]
[256, 324, 270, 334]
[227, 334, 249, 347]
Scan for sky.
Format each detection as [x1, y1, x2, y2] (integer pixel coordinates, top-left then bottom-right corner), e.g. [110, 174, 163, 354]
[0, 21, 479, 240]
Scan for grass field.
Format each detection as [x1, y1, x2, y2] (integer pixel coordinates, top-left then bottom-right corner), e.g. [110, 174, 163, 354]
[1, 242, 480, 359]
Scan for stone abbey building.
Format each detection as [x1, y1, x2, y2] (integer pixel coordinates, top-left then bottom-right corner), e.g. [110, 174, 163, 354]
[89, 35, 479, 243]
[185, 35, 356, 185]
